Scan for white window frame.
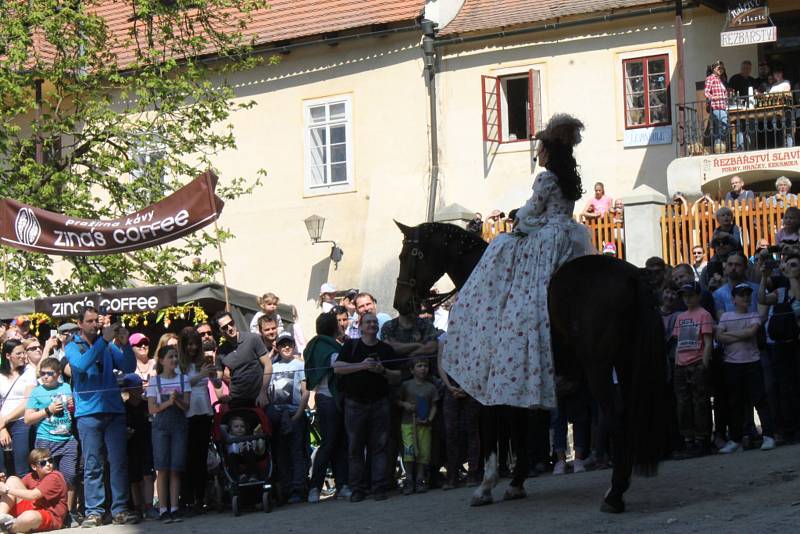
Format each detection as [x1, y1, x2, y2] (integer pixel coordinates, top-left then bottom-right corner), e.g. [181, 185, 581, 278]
[303, 95, 354, 196]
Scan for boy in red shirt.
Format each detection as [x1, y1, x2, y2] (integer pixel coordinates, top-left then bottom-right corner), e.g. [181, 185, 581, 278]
[672, 281, 715, 458]
[0, 448, 68, 533]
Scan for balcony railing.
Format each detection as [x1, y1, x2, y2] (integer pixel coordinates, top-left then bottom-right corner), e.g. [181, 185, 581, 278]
[675, 90, 798, 157]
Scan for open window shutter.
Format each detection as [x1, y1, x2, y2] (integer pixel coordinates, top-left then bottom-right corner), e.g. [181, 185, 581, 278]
[528, 69, 542, 137]
[481, 75, 502, 143]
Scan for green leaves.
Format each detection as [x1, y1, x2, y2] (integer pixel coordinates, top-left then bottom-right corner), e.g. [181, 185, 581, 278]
[0, 0, 269, 300]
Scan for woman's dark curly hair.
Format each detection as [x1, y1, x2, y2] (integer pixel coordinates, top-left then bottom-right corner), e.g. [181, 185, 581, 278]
[540, 138, 583, 201]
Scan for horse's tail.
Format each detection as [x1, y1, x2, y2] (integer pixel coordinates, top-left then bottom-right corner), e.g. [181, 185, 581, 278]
[628, 273, 668, 477]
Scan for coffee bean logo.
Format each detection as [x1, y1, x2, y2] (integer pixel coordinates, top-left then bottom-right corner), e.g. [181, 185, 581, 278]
[14, 208, 41, 246]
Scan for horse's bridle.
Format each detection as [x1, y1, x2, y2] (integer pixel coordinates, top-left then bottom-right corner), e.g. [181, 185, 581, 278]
[397, 225, 458, 312]
[396, 226, 424, 311]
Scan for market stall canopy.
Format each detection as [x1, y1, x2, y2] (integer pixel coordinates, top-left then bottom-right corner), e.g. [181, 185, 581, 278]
[0, 282, 288, 332]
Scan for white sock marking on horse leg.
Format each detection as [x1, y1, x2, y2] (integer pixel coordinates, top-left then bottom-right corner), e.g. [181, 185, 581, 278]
[473, 452, 499, 501]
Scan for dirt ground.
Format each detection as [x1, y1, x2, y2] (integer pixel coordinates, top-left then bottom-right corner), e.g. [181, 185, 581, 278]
[79, 444, 800, 533]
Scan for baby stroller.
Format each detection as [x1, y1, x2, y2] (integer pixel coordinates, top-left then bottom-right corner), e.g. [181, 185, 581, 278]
[210, 406, 273, 516]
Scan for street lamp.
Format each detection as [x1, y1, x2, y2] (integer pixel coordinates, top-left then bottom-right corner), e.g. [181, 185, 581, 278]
[304, 214, 344, 269]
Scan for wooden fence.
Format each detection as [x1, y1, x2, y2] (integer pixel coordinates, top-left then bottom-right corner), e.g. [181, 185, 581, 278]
[481, 215, 625, 259]
[661, 197, 798, 265]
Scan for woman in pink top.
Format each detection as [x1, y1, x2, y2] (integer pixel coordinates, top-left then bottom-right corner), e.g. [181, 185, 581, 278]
[581, 182, 614, 220]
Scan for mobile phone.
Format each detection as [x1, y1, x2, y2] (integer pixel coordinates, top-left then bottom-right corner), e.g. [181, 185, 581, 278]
[49, 330, 58, 339]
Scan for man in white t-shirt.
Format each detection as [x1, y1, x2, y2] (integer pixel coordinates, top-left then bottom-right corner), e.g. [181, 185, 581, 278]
[267, 332, 309, 505]
[769, 66, 794, 148]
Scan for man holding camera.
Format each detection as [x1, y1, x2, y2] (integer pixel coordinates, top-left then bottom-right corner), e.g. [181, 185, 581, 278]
[65, 307, 138, 527]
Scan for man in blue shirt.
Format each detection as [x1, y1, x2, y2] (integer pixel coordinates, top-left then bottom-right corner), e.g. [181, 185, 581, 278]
[713, 252, 759, 319]
[65, 307, 138, 527]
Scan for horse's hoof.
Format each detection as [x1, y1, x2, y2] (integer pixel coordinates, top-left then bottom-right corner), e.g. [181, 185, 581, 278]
[502, 486, 527, 501]
[600, 496, 625, 514]
[469, 492, 494, 507]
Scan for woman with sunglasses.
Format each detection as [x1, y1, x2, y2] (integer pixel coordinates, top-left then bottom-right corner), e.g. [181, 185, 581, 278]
[21, 339, 43, 375]
[24, 358, 78, 521]
[0, 340, 38, 476]
[0, 448, 68, 533]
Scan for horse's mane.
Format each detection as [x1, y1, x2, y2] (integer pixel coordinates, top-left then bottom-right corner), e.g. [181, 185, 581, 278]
[417, 222, 488, 254]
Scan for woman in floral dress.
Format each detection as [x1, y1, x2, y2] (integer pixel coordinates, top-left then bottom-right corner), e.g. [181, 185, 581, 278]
[441, 114, 594, 410]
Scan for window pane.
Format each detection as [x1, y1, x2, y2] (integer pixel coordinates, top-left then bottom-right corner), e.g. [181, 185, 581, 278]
[329, 103, 346, 121]
[627, 76, 644, 94]
[648, 59, 666, 74]
[631, 94, 645, 109]
[625, 61, 643, 77]
[627, 110, 645, 127]
[648, 74, 667, 91]
[309, 105, 326, 124]
[309, 165, 327, 186]
[649, 106, 667, 123]
[649, 90, 667, 107]
[330, 163, 347, 183]
[331, 144, 346, 163]
[330, 125, 346, 144]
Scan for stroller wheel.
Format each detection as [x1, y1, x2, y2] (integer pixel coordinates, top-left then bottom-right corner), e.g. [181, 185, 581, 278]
[262, 490, 271, 513]
[232, 495, 241, 517]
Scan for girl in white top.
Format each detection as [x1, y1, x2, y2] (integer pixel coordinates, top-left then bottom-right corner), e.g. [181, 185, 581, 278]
[0, 339, 38, 475]
[178, 327, 221, 512]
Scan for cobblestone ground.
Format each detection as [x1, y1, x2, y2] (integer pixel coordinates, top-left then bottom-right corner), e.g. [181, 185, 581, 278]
[79, 444, 800, 533]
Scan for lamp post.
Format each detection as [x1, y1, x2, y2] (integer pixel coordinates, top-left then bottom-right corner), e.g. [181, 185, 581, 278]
[304, 214, 344, 269]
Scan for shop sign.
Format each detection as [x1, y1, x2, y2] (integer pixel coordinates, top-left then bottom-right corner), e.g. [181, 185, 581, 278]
[720, 0, 776, 47]
[728, 0, 769, 28]
[701, 147, 800, 183]
[623, 126, 673, 147]
[34, 286, 178, 318]
[721, 26, 777, 47]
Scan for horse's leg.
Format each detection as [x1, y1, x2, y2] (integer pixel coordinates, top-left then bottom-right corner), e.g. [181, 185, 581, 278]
[503, 406, 529, 500]
[470, 405, 499, 506]
[587, 370, 631, 513]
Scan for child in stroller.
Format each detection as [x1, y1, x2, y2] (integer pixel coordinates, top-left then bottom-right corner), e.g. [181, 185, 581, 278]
[211, 407, 272, 515]
[224, 416, 266, 483]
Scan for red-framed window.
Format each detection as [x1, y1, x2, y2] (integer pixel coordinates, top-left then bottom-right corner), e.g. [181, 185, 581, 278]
[482, 69, 542, 143]
[623, 54, 671, 129]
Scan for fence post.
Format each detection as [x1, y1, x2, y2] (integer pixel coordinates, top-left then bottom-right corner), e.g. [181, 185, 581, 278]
[621, 185, 667, 267]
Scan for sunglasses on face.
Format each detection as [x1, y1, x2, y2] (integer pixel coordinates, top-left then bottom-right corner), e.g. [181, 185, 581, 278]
[37, 458, 52, 467]
[219, 322, 236, 331]
[134, 343, 149, 348]
[27, 346, 41, 352]
[198, 330, 213, 337]
[39, 371, 57, 378]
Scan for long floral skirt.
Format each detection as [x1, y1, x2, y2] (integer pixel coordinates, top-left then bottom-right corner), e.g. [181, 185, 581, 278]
[441, 221, 590, 409]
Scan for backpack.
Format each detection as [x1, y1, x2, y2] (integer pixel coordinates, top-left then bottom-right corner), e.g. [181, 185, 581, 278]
[767, 290, 800, 343]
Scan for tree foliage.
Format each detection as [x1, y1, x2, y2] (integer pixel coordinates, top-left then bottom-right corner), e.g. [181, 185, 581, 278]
[0, 0, 271, 299]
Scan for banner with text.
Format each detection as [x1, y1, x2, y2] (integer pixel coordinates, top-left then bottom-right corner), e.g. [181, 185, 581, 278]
[0, 171, 224, 256]
[701, 147, 800, 183]
[34, 286, 178, 318]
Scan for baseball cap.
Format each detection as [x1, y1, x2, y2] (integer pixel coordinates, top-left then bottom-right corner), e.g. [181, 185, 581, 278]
[129, 333, 150, 347]
[320, 282, 336, 295]
[678, 281, 702, 295]
[120, 373, 143, 389]
[276, 332, 295, 346]
[732, 283, 754, 297]
[602, 243, 617, 255]
[57, 322, 79, 334]
[345, 288, 359, 301]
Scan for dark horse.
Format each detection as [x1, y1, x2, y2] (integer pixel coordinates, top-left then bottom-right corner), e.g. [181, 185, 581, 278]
[393, 221, 667, 513]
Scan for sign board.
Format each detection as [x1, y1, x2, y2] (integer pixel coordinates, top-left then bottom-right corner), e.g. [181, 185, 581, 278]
[0, 171, 223, 256]
[701, 147, 800, 183]
[728, 1, 769, 28]
[623, 126, 673, 147]
[34, 286, 178, 318]
[721, 26, 777, 47]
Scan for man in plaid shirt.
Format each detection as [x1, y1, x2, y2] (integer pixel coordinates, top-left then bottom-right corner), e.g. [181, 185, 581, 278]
[705, 60, 729, 151]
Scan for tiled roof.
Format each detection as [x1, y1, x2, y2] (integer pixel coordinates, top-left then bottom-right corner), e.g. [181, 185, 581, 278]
[440, 0, 668, 36]
[36, 1, 424, 68]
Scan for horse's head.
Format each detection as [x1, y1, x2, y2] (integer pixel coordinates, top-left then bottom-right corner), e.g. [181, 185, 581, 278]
[393, 221, 446, 315]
